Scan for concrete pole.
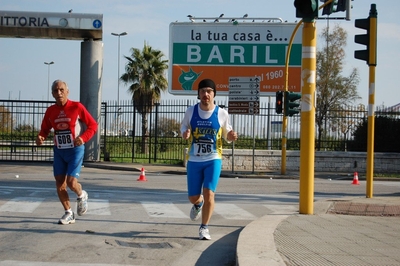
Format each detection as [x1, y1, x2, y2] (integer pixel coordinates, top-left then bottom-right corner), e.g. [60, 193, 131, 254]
[80, 40, 103, 162]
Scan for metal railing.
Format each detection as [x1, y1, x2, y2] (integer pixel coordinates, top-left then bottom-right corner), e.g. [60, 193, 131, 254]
[1, 99, 399, 163]
[100, 99, 297, 163]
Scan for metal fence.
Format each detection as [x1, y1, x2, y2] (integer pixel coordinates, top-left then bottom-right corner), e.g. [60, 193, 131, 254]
[0, 99, 399, 163]
[0, 100, 54, 161]
[100, 99, 299, 164]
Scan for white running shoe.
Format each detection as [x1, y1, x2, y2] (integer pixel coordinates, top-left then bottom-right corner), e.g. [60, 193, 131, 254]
[199, 227, 211, 240]
[190, 195, 203, 221]
[58, 211, 75, 225]
[77, 190, 88, 216]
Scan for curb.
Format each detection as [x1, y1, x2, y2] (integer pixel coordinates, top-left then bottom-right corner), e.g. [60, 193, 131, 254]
[236, 215, 288, 266]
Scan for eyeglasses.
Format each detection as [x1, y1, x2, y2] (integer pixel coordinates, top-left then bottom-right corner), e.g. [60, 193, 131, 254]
[199, 88, 214, 94]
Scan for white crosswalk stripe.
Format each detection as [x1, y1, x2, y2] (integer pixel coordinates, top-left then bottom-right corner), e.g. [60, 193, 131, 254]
[141, 202, 188, 218]
[0, 196, 268, 221]
[0, 189, 13, 195]
[264, 204, 298, 215]
[0, 197, 44, 213]
[86, 199, 111, 215]
[214, 203, 257, 220]
[0, 260, 126, 266]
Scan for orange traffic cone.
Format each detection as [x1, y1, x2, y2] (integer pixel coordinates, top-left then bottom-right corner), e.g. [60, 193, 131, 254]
[137, 167, 147, 181]
[352, 172, 360, 185]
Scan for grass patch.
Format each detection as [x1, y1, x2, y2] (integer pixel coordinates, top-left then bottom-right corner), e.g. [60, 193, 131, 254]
[374, 173, 400, 178]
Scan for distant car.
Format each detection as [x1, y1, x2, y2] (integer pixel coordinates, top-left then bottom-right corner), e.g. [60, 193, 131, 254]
[100, 129, 117, 136]
[119, 129, 128, 137]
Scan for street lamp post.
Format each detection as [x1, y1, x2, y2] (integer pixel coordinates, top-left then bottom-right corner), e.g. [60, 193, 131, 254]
[111, 32, 128, 105]
[44, 61, 54, 101]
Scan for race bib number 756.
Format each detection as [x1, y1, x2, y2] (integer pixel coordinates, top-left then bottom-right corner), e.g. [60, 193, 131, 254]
[193, 139, 214, 156]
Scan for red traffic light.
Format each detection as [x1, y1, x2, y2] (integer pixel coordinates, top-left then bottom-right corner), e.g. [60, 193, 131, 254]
[275, 91, 283, 114]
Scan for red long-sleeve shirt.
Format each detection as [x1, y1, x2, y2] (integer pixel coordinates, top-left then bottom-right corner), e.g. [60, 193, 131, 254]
[39, 100, 98, 148]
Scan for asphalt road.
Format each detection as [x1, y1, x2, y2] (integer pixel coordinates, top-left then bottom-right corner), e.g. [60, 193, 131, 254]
[0, 163, 399, 266]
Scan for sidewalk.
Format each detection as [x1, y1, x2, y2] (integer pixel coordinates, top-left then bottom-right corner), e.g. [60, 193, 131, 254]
[237, 196, 400, 266]
[83, 162, 400, 266]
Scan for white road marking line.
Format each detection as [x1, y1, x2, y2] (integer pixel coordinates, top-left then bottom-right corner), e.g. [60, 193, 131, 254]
[141, 202, 188, 218]
[264, 204, 298, 215]
[214, 203, 257, 220]
[0, 260, 126, 266]
[85, 199, 111, 215]
[0, 197, 44, 213]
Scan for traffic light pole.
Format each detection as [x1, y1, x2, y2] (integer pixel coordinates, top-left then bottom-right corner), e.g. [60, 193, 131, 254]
[292, 0, 353, 213]
[366, 4, 377, 198]
[299, 21, 317, 215]
[366, 63, 376, 198]
[282, 21, 302, 175]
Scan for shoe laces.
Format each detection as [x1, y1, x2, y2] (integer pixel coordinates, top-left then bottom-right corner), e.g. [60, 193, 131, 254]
[199, 226, 209, 232]
[61, 212, 73, 219]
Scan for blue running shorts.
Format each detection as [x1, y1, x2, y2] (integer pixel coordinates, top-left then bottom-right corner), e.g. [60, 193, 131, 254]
[53, 145, 84, 178]
[187, 159, 222, 196]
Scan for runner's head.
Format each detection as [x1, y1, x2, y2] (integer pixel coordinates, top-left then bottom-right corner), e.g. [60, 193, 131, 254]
[197, 79, 216, 99]
[51, 79, 70, 106]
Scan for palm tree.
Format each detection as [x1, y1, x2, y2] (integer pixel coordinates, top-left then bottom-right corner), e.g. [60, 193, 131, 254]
[120, 42, 168, 153]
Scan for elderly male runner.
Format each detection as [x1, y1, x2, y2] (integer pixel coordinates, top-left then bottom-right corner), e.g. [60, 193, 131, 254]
[36, 79, 98, 225]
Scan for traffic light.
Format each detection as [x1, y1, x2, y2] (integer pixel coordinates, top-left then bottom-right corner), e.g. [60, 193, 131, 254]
[284, 91, 302, 117]
[275, 91, 283, 114]
[294, 0, 319, 22]
[322, 0, 346, 16]
[354, 4, 377, 65]
[354, 18, 370, 62]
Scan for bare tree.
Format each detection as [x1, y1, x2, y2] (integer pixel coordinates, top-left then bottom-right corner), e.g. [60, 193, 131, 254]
[316, 24, 360, 150]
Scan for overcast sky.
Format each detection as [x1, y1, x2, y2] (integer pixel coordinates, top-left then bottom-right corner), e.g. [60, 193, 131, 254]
[0, 0, 398, 107]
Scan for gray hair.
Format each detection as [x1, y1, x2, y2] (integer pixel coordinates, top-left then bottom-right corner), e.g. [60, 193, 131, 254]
[51, 79, 69, 91]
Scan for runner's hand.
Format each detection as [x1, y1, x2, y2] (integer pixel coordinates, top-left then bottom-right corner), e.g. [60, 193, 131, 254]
[74, 137, 85, 146]
[182, 129, 191, 140]
[227, 130, 238, 141]
[36, 135, 45, 146]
